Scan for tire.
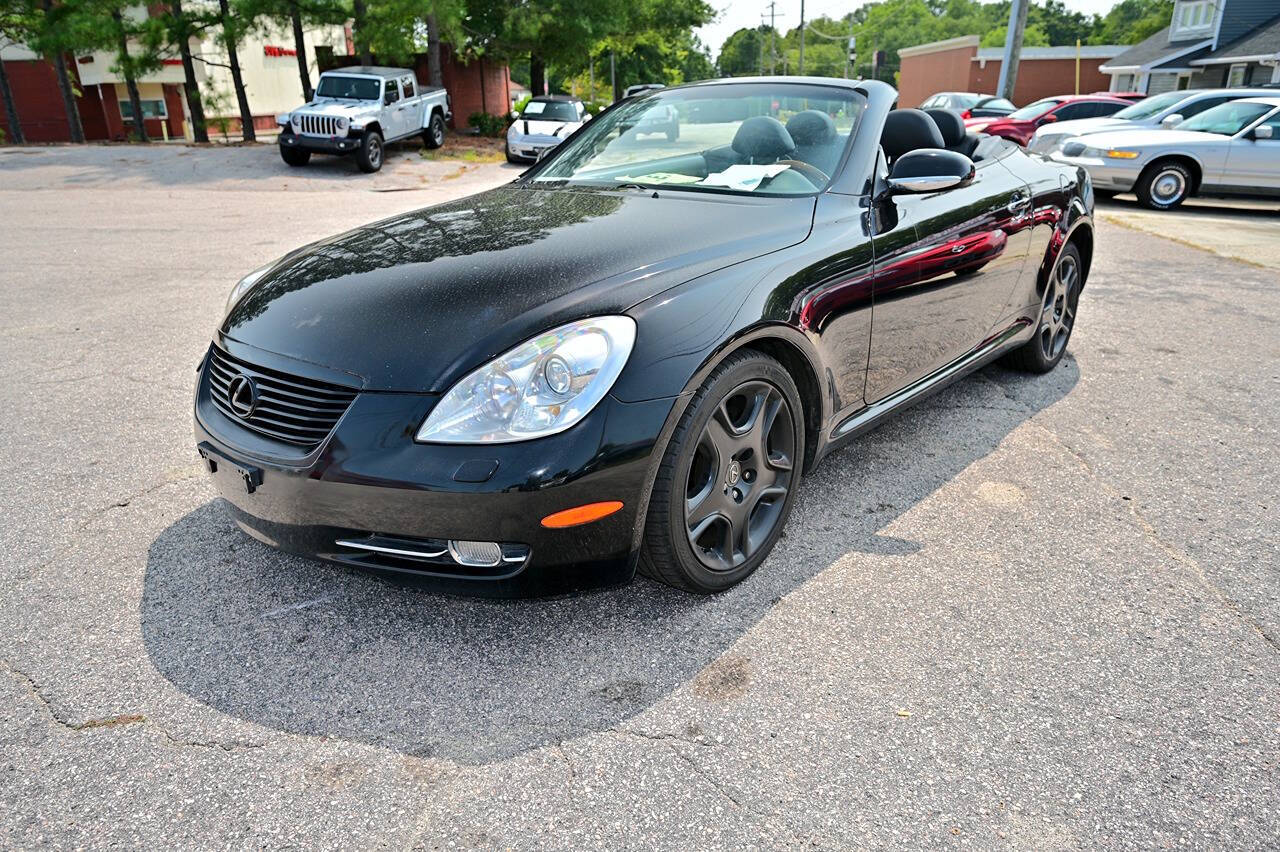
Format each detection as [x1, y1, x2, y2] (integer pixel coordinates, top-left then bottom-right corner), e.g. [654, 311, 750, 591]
[356, 131, 384, 173]
[1093, 188, 1118, 200]
[1002, 242, 1082, 374]
[639, 350, 805, 593]
[423, 112, 446, 149]
[279, 146, 310, 167]
[1135, 160, 1191, 210]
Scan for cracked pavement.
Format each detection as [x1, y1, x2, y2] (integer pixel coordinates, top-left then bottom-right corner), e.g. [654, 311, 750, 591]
[1, 146, 1277, 848]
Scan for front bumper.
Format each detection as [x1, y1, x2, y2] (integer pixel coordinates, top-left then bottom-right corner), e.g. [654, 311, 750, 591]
[506, 135, 561, 162]
[193, 342, 677, 596]
[1050, 152, 1141, 191]
[279, 128, 362, 155]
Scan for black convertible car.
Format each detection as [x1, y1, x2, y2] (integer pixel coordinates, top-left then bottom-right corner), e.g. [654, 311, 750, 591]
[196, 78, 1094, 596]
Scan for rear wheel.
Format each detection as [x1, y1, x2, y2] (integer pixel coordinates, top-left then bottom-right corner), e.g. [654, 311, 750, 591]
[423, 112, 446, 149]
[279, 146, 310, 167]
[640, 351, 804, 593]
[1135, 160, 1191, 210]
[356, 131, 384, 173]
[1002, 243, 1082, 373]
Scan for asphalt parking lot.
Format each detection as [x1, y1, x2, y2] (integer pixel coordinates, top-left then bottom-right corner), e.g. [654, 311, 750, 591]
[2, 143, 1277, 848]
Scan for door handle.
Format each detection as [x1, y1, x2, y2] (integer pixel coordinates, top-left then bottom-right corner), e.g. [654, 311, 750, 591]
[1007, 193, 1030, 213]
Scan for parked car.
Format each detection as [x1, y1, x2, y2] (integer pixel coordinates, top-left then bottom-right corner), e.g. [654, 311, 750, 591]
[627, 100, 680, 140]
[919, 92, 989, 112]
[505, 95, 589, 164]
[197, 80, 1094, 596]
[1029, 88, 1279, 155]
[1096, 91, 1147, 102]
[277, 66, 450, 173]
[1052, 97, 1280, 209]
[965, 96, 1017, 118]
[968, 94, 1131, 146]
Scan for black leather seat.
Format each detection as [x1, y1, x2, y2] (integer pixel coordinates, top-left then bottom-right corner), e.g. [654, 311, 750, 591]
[785, 110, 842, 175]
[880, 108, 945, 165]
[731, 115, 796, 164]
[924, 108, 980, 159]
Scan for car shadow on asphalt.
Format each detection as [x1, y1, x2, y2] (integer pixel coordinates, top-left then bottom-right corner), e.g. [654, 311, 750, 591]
[141, 359, 1078, 765]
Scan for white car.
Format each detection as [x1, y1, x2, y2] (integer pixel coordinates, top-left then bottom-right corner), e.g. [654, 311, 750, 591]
[278, 67, 450, 173]
[1051, 97, 1280, 209]
[506, 96, 589, 164]
[1028, 88, 1278, 156]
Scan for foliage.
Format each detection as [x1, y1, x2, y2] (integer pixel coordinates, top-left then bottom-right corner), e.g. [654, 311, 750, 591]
[980, 22, 1050, 48]
[468, 110, 508, 135]
[513, 94, 532, 114]
[1089, 0, 1174, 45]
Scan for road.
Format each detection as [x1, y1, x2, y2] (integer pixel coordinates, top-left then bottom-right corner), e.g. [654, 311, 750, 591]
[1, 144, 1277, 848]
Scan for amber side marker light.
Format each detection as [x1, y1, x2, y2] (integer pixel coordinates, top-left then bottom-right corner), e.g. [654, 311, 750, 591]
[541, 501, 624, 528]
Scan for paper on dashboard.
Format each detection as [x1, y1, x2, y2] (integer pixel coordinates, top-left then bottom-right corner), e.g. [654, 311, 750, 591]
[699, 164, 790, 192]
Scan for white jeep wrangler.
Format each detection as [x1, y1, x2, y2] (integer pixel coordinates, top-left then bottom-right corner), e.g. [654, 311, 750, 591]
[277, 66, 451, 173]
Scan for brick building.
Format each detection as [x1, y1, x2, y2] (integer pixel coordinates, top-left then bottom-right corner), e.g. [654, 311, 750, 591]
[897, 35, 1128, 108]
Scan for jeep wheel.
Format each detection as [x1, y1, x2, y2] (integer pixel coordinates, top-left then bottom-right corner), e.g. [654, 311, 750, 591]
[279, 146, 310, 167]
[356, 131, 384, 173]
[423, 112, 446, 149]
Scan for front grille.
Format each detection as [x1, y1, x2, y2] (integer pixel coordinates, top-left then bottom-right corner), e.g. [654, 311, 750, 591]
[298, 114, 340, 136]
[1062, 141, 1086, 157]
[206, 346, 357, 449]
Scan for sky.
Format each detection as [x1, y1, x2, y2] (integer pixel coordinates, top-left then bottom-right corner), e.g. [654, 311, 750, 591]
[695, 0, 1120, 57]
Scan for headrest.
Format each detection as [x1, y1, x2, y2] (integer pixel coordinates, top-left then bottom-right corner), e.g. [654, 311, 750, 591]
[881, 109, 946, 160]
[924, 108, 966, 147]
[786, 110, 837, 146]
[732, 115, 795, 161]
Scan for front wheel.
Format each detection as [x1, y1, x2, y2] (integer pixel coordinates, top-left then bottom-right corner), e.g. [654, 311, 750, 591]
[1002, 242, 1082, 373]
[1135, 160, 1191, 210]
[356, 131, 384, 173]
[279, 145, 310, 167]
[423, 112, 446, 149]
[640, 350, 804, 593]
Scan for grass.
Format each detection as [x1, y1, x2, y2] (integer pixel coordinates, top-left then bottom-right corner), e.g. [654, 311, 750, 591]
[420, 135, 505, 164]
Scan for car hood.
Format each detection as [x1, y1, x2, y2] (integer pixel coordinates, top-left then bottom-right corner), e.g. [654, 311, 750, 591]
[222, 185, 815, 392]
[1068, 128, 1221, 149]
[516, 118, 580, 137]
[295, 98, 379, 116]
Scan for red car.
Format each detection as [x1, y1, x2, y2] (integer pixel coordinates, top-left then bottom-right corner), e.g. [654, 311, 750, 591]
[964, 94, 1132, 146]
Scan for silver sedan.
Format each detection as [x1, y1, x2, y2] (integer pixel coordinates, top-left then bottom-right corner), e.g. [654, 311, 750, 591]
[1050, 97, 1280, 209]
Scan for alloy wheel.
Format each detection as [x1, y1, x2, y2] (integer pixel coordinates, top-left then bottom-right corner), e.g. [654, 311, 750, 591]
[684, 380, 796, 572]
[1039, 251, 1079, 361]
[369, 137, 383, 168]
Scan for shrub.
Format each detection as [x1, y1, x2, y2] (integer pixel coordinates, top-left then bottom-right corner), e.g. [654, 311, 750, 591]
[468, 111, 508, 137]
[512, 95, 532, 115]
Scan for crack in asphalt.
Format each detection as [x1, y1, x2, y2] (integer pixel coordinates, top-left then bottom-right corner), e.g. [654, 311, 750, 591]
[4, 660, 268, 751]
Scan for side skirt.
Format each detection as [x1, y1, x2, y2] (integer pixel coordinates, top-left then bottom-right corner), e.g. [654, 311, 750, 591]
[814, 317, 1033, 465]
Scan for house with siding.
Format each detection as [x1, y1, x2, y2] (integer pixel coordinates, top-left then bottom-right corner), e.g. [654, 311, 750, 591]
[1100, 0, 1280, 95]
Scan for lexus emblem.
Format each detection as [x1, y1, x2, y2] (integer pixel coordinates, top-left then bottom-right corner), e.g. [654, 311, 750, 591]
[227, 373, 259, 419]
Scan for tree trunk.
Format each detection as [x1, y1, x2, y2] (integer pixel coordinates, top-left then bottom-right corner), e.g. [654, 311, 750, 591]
[43, 0, 84, 142]
[290, 2, 312, 100]
[352, 0, 371, 66]
[425, 13, 442, 88]
[112, 9, 148, 142]
[478, 57, 486, 116]
[171, 0, 208, 143]
[530, 52, 545, 97]
[0, 55, 25, 145]
[218, 0, 255, 141]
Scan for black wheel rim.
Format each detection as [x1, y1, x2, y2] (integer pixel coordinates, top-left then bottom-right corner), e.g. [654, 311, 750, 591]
[684, 379, 796, 572]
[1039, 252, 1079, 361]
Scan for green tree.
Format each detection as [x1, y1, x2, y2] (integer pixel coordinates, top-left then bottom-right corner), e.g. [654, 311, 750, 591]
[716, 26, 772, 76]
[981, 21, 1050, 47]
[163, 0, 209, 142]
[1090, 0, 1173, 45]
[2, 0, 93, 141]
[241, 0, 350, 100]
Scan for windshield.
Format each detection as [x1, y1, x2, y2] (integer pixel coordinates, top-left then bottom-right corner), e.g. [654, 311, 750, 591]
[530, 82, 864, 196]
[523, 100, 581, 122]
[975, 97, 1014, 110]
[315, 75, 381, 100]
[1007, 98, 1061, 120]
[946, 93, 982, 109]
[1179, 101, 1274, 135]
[1113, 90, 1189, 121]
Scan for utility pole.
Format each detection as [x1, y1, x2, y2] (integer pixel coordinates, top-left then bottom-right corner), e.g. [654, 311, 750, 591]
[766, 2, 777, 74]
[996, 0, 1029, 101]
[798, 0, 806, 74]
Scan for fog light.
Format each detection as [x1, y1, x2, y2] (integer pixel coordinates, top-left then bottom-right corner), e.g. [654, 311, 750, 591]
[448, 539, 503, 567]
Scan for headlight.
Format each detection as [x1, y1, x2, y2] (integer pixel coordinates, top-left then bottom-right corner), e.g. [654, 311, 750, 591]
[291, 114, 300, 128]
[336, 116, 348, 132]
[225, 262, 275, 314]
[416, 316, 636, 444]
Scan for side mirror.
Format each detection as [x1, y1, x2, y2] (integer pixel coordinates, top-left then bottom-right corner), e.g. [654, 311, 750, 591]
[1161, 114, 1183, 128]
[1253, 124, 1274, 140]
[583, 113, 592, 121]
[1037, 114, 1058, 126]
[886, 149, 976, 195]
[510, 110, 521, 119]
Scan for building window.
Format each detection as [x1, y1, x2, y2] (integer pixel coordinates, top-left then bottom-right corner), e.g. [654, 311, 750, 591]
[1226, 63, 1247, 87]
[119, 98, 167, 120]
[1177, 74, 1191, 90]
[1172, 0, 1214, 37]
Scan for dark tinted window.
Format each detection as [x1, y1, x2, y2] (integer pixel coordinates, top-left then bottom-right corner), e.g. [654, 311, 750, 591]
[1052, 102, 1094, 121]
[1180, 95, 1233, 118]
[315, 75, 382, 100]
[1093, 101, 1126, 117]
